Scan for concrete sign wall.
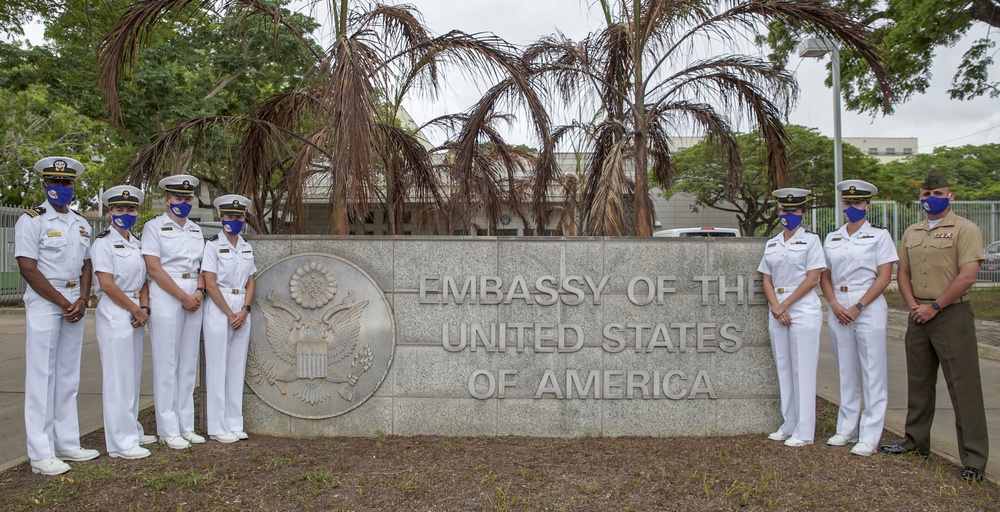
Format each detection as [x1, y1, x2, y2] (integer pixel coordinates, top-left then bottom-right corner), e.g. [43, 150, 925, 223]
[243, 236, 779, 437]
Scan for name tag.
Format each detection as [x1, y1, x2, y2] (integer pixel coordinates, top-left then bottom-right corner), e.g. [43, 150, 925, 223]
[113, 244, 125, 249]
[831, 237, 842, 242]
[767, 242, 777, 248]
[219, 249, 230, 253]
[161, 227, 173, 231]
[47, 231, 61, 237]
[933, 233, 953, 238]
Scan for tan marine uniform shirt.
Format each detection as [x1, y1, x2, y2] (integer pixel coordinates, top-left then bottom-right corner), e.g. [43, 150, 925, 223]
[898, 210, 984, 299]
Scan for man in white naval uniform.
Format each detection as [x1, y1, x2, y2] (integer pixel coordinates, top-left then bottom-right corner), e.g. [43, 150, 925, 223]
[92, 185, 156, 460]
[142, 174, 206, 450]
[758, 188, 826, 447]
[15, 156, 100, 475]
[820, 180, 897, 457]
[202, 194, 256, 443]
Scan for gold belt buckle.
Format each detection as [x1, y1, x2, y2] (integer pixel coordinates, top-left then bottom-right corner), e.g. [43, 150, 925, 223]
[181, 273, 191, 279]
[231, 288, 240, 294]
[131, 292, 141, 298]
[65, 280, 77, 288]
[839, 286, 849, 292]
[775, 287, 785, 293]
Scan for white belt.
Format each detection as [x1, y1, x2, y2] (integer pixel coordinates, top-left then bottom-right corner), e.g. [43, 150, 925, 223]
[168, 272, 198, 279]
[48, 278, 80, 288]
[834, 283, 873, 292]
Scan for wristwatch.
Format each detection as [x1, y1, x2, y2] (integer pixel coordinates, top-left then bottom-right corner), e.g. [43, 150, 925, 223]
[243, 304, 252, 312]
[855, 302, 864, 311]
[931, 301, 941, 310]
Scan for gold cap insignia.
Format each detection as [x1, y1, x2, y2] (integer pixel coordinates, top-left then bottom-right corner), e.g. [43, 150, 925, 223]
[232, 200, 240, 207]
[849, 186, 856, 193]
[786, 194, 794, 201]
[182, 180, 190, 187]
[54, 160, 67, 173]
[122, 190, 130, 198]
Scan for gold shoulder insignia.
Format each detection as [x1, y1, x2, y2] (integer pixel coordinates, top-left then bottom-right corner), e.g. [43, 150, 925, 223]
[95, 228, 111, 239]
[208, 234, 219, 241]
[23, 207, 46, 218]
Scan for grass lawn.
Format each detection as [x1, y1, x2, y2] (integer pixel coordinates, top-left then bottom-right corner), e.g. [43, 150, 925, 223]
[884, 286, 1000, 321]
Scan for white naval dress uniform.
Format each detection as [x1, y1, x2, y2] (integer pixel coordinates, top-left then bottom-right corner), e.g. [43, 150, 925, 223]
[92, 228, 148, 453]
[758, 227, 826, 442]
[141, 213, 204, 438]
[201, 234, 256, 436]
[14, 201, 91, 461]
[823, 221, 898, 445]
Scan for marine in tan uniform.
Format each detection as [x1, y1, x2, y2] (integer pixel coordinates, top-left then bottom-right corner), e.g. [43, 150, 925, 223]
[879, 170, 988, 484]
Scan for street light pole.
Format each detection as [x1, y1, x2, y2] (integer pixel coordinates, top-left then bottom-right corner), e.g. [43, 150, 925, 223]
[799, 38, 844, 228]
[830, 45, 843, 228]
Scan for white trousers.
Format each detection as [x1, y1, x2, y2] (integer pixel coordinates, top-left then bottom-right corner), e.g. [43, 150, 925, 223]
[149, 279, 202, 437]
[95, 295, 147, 453]
[24, 286, 85, 461]
[768, 292, 822, 442]
[203, 295, 251, 436]
[827, 290, 889, 445]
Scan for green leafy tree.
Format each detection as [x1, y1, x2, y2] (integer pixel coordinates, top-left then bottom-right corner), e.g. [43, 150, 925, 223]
[764, 0, 1000, 113]
[663, 125, 882, 235]
[0, 84, 116, 209]
[879, 144, 1000, 201]
[527, 0, 893, 236]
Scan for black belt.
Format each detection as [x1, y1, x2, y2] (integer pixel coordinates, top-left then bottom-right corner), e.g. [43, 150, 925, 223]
[915, 294, 969, 303]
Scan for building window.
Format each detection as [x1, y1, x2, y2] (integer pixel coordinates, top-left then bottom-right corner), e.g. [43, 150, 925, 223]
[364, 211, 376, 223]
[886, 147, 895, 155]
[453, 229, 465, 236]
[542, 229, 557, 236]
[403, 211, 412, 223]
[868, 148, 878, 155]
[903, 147, 913, 155]
[496, 229, 519, 236]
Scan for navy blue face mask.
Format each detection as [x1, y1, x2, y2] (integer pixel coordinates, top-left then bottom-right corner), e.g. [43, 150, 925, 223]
[46, 185, 74, 206]
[921, 195, 950, 215]
[779, 212, 803, 231]
[843, 206, 867, 224]
[169, 201, 193, 218]
[222, 218, 244, 236]
[113, 213, 138, 231]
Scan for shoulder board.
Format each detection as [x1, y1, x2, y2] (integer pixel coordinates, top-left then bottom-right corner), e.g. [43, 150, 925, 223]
[805, 230, 817, 235]
[209, 234, 219, 241]
[23, 207, 46, 218]
[71, 208, 85, 218]
[870, 224, 887, 230]
[95, 228, 111, 239]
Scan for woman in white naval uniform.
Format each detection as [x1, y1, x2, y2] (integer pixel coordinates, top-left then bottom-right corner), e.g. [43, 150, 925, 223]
[758, 188, 826, 447]
[820, 180, 897, 456]
[92, 185, 156, 459]
[202, 195, 256, 443]
[142, 174, 206, 450]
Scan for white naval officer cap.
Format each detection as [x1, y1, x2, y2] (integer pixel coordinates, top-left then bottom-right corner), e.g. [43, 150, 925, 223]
[34, 157, 84, 180]
[837, 179, 878, 199]
[157, 174, 199, 196]
[772, 188, 811, 209]
[213, 194, 252, 216]
[102, 185, 144, 207]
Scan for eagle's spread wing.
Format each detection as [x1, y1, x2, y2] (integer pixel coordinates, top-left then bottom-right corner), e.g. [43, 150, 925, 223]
[259, 301, 295, 365]
[327, 299, 368, 364]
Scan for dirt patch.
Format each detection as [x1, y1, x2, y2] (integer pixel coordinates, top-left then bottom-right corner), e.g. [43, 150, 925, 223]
[2, 399, 997, 511]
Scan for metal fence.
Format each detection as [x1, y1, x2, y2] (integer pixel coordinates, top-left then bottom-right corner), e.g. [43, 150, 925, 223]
[806, 200, 1000, 243]
[0, 204, 110, 306]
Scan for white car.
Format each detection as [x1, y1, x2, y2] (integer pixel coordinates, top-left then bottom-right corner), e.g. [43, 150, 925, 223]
[652, 227, 741, 238]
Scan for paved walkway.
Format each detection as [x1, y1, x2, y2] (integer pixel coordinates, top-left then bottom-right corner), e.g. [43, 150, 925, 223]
[0, 306, 997, 481]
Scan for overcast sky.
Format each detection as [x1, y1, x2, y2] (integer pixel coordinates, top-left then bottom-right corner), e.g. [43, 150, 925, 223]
[394, 0, 1000, 154]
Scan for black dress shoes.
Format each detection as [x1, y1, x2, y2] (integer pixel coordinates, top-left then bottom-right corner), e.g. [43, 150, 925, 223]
[878, 443, 930, 459]
[961, 466, 985, 484]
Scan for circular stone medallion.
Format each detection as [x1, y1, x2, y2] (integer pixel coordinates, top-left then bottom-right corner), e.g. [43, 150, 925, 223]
[247, 253, 395, 419]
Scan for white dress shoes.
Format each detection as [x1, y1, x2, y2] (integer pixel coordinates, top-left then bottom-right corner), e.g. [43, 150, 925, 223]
[181, 431, 206, 444]
[138, 434, 158, 445]
[30, 457, 71, 476]
[211, 433, 239, 444]
[160, 436, 191, 450]
[109, 446, 151, 460]
[767, 431, 790, 441]
[850, 442, 878, 456]
[56, 448, 100, 461]
[783, 438, 813, 447]
[232, 431, 249, 440]
[827, 434, 859, 446]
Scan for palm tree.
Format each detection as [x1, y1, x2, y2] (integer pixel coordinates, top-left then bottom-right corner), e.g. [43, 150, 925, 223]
[98, 1, 538, 234]
[526, 0, 895, 236]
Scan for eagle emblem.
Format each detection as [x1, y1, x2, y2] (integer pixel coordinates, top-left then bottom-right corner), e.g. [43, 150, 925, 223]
[849, 185, 857, 194]
[54, 160, 67, 173]
[786, 194, 794, 201]
[256, 268, 372, 405]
